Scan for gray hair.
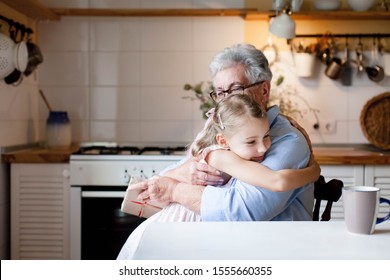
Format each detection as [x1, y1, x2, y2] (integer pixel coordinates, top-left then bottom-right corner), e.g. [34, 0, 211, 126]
[209, 43, 273, 84]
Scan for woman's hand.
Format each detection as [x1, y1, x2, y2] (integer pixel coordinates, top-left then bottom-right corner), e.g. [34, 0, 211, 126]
[164, 155, 224, 186]
[136, 176, 178, 204]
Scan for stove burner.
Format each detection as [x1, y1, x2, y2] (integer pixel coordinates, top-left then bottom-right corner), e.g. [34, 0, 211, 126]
[76, 146, 141, 155]
[138, 146, 186, 155]
[73, 145, 187, 156]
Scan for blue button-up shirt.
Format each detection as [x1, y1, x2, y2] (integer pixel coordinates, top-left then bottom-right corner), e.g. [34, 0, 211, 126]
[200, 106, 314, 221]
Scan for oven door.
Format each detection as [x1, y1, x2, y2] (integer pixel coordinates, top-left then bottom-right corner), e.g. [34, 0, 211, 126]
[70, 186, 146, 260]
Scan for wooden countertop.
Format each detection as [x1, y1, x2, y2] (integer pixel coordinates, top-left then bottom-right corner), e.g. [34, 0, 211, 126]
[313, 146, 390, 165]
[1, 145, 80, 163]
[1, 144, 390, 165]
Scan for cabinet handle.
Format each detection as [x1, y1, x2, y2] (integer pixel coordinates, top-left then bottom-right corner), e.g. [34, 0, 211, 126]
[62, 169, 70, 178]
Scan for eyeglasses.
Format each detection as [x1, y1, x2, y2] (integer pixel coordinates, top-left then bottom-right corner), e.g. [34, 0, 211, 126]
[209, 81, 265, 102]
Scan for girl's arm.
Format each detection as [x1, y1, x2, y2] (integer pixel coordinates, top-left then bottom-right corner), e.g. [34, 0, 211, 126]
[205, 149, 320, 192]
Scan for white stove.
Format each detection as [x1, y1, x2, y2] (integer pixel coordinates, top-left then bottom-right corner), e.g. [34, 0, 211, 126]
[69, 143, 186, 260]
[70, 144, 186, 186]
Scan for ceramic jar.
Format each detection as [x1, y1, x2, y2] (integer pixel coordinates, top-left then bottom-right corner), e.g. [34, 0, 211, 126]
[347, 0, 376, 11]
[46, 111, 72, 149]
[294, 53, 317, 77]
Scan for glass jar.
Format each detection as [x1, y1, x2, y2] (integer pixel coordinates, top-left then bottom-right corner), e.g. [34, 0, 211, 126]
[46, 111, 72, 149]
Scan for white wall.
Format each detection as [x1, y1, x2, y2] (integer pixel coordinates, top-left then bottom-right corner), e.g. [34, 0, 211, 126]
[2, 0, 388, 148]
[267, 52, 390, 144]
[37, 15, 390, 146]
[37, 15, 245, 145]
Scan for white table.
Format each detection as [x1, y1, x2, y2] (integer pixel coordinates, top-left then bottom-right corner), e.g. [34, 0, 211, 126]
[133, 221, 390, 259]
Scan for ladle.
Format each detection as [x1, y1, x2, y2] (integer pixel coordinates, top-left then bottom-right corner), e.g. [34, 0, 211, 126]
[39, 89, 53, 112]
[355, 39, 365, 74]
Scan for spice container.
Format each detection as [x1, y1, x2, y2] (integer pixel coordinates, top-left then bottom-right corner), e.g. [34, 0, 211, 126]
[46, 111, 72, 149]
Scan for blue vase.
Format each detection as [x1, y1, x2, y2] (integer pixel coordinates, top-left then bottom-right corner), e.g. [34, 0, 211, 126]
[46, 111, 72, 149]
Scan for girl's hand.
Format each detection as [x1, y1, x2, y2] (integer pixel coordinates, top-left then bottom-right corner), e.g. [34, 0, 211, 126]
[308, 154, 321, 180]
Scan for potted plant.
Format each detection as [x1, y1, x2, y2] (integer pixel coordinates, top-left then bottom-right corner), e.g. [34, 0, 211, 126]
[269, 70, 320, 125]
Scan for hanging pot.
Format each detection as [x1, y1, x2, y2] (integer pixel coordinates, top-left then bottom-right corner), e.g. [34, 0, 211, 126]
[366, 38, 385, 82]
[325, 57, 344, 80]
[24, 39, 43, 76]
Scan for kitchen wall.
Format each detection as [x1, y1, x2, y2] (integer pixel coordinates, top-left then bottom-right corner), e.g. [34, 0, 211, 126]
[37, 1, 246, 146]
[36, 0, 390, 146]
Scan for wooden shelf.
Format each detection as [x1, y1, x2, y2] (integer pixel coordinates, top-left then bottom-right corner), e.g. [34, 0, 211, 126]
[1, 0, 60, 20]
[3, 1, 390, 21]
[245, 10, 390, 20]
[50, 8, 254, 18]
[51, 9, 390, 20]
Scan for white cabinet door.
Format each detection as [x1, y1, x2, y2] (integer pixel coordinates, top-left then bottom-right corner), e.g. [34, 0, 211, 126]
[319, 165, 365, 220]
[364, 165, 390, 218]
[11, 163, 70, 259]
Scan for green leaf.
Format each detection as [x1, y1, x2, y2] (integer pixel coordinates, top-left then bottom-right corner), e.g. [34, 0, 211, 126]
[276, 76, 284, 86]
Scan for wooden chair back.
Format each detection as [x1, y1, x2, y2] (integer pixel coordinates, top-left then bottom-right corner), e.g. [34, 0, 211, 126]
[313, 175, 343, 221]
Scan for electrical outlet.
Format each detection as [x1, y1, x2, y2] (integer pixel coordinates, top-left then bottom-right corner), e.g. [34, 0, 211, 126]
[309, 120, 337, 134]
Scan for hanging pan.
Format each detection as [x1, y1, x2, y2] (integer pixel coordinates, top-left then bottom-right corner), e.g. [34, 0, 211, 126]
[24, 28, 43, 76]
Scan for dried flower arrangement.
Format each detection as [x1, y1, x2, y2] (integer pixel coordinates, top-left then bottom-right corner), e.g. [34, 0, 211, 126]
[184, 74, 319, 122]
[183, 81, 214, 119]
[269, 74, 320, 125]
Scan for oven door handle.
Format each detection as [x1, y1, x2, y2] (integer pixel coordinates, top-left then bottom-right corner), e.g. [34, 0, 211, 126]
[82, 191, 126, 198]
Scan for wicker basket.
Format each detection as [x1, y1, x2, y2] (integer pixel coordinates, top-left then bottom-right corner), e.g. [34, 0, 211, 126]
[360, 92, 390, 150]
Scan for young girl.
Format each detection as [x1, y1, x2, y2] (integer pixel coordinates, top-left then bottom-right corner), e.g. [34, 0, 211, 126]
[189, 93, 318, 192]
[117, 94, 319, 259]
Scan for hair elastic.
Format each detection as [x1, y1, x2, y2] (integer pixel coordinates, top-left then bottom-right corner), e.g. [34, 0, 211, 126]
[217, 113, 225, 130]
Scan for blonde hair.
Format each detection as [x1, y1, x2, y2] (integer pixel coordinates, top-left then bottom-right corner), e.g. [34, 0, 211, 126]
[190, 94, 267, 156]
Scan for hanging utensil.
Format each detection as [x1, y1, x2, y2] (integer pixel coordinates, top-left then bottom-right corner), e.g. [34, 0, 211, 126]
[24, 28, 44, 76]
[39, 89, 53, 112]
[355, 38, 365, 75]
[341, 38, 352, 86]
[3, 22, 28, 85]
[261, 36, 278, 66]
[366, 37, 385, 82]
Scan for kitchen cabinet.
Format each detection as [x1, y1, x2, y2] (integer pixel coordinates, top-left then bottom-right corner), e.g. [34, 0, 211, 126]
[319, 164, 390, 221]
[10, 163, 70, 259]
[364, 165, 390, 218]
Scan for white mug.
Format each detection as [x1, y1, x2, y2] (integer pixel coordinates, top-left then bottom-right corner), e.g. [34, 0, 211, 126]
[342, 186, 390, 234]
